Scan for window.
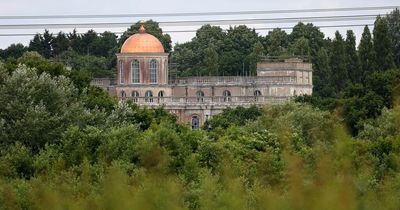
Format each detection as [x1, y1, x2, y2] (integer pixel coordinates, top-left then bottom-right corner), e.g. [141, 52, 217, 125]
[132, 91, 139, 102]
[254, 90, 262, 101]
[145, 90, 153, 103]
[191, 116, 200, 130]
[196, 90, 204, 102]
[158, 90, 165, 103]
[223, 90, 231, 102]
[119, 60, 124, 84]
[150, 59, 158, 83]
[121, 90, 126, 98]
[132, 59, 140, 83]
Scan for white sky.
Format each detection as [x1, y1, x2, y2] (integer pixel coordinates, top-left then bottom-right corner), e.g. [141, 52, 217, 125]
[0, 0, 399, 49]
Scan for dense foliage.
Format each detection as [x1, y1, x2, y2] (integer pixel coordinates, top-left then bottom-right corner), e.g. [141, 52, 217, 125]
[0, 9, 400, 210]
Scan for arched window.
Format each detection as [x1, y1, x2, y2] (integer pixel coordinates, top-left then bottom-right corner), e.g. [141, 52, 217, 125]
[158, 90, 165, 103]
[119, 60, 124, 84]
[121, 90, 126, 99]
[191, 116, 200, 130]
[196, 90, 205, 102]
[254, 90, 262, 101]
[223, 90, 231, 102]
[131, 59, 140, 83]
[132, 91, 139, 103]
[150, 59, 158, 83]
[145, 90, 153, 103]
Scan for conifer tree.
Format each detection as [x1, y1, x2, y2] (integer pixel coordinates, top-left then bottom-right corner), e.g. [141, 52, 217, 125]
[313, 47, 333, 97]
[387, 8, 400, 67]
[373, 16, 395, 71]
[330, 31, 348, 92]
[345, 30, 361, 83]
[358, 26, 375, 77]
[248, 41, 265, 75]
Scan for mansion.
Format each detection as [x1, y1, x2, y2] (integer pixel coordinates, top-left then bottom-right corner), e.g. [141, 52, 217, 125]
[92, 23, 313, 129]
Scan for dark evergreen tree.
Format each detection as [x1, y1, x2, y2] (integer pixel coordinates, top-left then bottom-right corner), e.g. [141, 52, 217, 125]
[313, 47, 333, 97]
[52, 32, 70, 57]
[373, 16, 395, 71]
[329, 31, 348, 92]
[288, 36, 311, 57]
[0, 43, 28, 59]
[358, 26, 375, 77]
[81, 29, 98, 55]
[386, 8, 400, 67]
[91, 31, 118, 57]
[68, 29, 82, 53]
[345, 30, 361, 83]
[28, 34, 45, 55]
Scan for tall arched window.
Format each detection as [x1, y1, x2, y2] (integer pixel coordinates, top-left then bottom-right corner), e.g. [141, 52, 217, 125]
[158, 90, 165, 103]
[121, 90, 126, 99]
[119, 60, 124, 84]
[196, 90, 205, 102]
[131, 59, 140, 83]
[145, 90, 153, 103]
[223, 90, 231, 102]
[132, 91, 139, 103]
[254, 90, 262, 101]
[192, 116, 200, 130]
[150, 59, 158, 83]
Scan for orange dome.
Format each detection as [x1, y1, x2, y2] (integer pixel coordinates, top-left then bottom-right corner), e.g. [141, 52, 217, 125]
[120, 23, 165, 53]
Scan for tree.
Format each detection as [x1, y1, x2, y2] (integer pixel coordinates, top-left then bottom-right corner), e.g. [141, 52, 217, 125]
[358, 26, 376, 77]
[220, 25, 259, 75]
[248, 41, 265, 75]
[203, 42, 219, 76]
[91, 31, 118, 57]
[330, 31, 348, 92]
[265, 28, 288, 56]
[0, 65, 92, 151]
[119, 20, 172, 52]
[81, 29, 99, 55]
[28, 30, 53, 58]
[0, 43, 28, 59]
[373, 16, 395, 71]
[313, 47, 333, 97]
[386, 8, 400, 67]
[288, 36, 311, 57]
[289, 22, 325, 57]
[52, 32, 70, 56]
[68, 29, 82, 53]
[345, 30, 361, 83]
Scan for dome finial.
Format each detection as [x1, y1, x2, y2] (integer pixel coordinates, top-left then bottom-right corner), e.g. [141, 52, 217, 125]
[139, 20, 146, 33]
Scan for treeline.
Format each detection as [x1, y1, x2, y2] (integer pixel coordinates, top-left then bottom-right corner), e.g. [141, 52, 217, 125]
[1, 58, 400, 208]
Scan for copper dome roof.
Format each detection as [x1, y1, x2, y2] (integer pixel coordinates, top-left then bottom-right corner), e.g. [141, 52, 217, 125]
[120, 23, 165, 53]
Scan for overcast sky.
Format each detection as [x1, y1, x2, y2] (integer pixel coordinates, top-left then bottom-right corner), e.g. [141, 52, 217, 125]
[0, 0, 399, 49]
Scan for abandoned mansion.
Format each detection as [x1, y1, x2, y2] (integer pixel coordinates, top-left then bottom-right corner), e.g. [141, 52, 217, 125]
[92, 23, 313, 129]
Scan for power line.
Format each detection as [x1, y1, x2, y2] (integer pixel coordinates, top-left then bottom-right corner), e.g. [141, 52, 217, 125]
[0, 23, 375, 37]
[0, 6, 397, 19]
[0, 14, 379, 29]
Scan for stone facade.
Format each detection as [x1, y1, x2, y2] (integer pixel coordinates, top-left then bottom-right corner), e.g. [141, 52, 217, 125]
[110, 57, 312, 129]
[96, 23, 313, 129]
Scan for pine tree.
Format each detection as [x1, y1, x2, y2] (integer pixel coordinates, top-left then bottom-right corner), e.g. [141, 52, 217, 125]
[345, 30, 361, 83]
[387, 8, 400, 67]
[313, 47, 333, 97]
[373, 16, 395, 71]
[330, 31, 348, 92]
[358, 26, 375, 77]
[41, 30, 53, 58]
[52, 32, 70, 57]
